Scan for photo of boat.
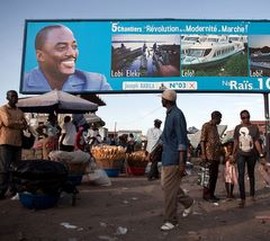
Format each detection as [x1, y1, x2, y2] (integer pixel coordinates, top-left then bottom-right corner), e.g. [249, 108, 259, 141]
[181, 34, 207, 57]
[251, 51, 270, 62]
[228, 35, 248, 48]
[111, 34, 180, 78]
[250, 61, 270, 76]
[181, 34, 246, 69]
[181, 34, 206, 46]
[250, 51, 270, 76]
[249, 35, 270, 77]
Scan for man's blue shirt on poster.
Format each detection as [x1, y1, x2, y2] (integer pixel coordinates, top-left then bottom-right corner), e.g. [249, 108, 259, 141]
[161, 105, 188, 166]
[23, 67, 112, 92]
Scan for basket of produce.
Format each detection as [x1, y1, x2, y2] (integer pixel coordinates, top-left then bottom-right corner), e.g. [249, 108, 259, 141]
[126, 151, 148, 167]
[126, 151, 148, 175]
[91, 145, 126, 169]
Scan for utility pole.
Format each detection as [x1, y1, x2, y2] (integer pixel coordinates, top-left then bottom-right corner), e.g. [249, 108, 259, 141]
[114, 121, 117, 139]
[263, 93, 270, 162]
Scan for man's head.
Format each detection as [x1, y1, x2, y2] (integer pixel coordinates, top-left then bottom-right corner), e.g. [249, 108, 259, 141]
[64, 115, 71, 123]
[6, 90, 18, 108]
[154, 119, 162, 128]
[211, 111, 222, 125]
[35, 25, 78, 81]
[161, 89, 177, 107]
[240, 109, 250, 124]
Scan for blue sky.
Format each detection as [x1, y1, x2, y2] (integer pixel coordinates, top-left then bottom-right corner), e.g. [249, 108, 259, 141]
[1, 0, 270, 134]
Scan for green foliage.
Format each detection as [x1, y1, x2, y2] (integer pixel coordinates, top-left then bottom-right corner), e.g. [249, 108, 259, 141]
[182, 52, 248, 76]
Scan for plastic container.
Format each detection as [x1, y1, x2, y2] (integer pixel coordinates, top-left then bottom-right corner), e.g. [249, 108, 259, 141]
[104, 168, 120, 177]
[19, 192, 59, 210]
[127, 167, 145, 176]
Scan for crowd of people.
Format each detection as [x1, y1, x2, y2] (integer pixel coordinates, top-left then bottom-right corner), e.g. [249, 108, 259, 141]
[0, 88, 269, 233]
[145, 89, 268, 231]
[35, 115, 107, 158]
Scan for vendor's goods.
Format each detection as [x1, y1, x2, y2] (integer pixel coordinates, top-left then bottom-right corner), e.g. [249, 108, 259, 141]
[49, 150, 91, 185]
[12, 160, 78, 208]
[91, 145, 126, 169]
[197, 162, 210, 188]
[126, 150, 148, 168]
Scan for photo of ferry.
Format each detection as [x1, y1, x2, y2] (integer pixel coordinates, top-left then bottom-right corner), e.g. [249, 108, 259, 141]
[249, 35, 270, 77]
[111, 34, 180, 78]
[180, 34, 248, 76]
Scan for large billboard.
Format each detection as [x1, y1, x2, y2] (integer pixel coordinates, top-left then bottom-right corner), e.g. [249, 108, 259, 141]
[20, 19, 270, 94]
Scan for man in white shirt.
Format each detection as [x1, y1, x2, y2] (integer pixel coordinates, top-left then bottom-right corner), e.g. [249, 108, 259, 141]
[146, 119, 163, 180]
[59, 116, 77, 152]
[87, 124, 101, 147]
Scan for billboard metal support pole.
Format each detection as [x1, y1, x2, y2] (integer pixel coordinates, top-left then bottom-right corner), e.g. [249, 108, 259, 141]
[263, 93, 270, 162]
[114, 121, 117, 139]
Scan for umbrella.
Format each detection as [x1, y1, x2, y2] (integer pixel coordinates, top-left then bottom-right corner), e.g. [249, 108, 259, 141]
[85, 113, 102, 123]
[17, 90, 98, 114]
[84, 113, 105, 127]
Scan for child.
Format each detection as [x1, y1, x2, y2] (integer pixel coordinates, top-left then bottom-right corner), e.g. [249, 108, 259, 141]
[223, 141, 238, 200]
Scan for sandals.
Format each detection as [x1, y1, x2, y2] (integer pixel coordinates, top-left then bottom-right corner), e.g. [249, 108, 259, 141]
[160, 222, 178, 231]
[182, 200, 195, 217]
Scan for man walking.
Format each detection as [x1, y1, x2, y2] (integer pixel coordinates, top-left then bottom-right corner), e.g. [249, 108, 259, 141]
[146, 119, 163, 180]
[200, 111, 223, 202]
[159, 89, 195, 231]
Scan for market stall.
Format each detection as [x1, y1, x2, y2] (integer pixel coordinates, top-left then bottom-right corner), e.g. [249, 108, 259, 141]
[14, 90, 100, 209]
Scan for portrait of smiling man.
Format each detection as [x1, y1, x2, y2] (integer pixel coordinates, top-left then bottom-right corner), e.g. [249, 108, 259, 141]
[22, 24, 112, 93]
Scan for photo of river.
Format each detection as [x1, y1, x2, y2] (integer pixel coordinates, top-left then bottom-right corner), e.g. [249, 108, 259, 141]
[111, 34, 180, 78]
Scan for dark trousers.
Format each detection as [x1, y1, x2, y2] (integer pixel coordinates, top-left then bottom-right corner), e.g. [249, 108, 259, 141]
[0, 145, 21, 196]
[147, 146, 162, 179]
[203, 160, 219, 199]
[237, 154, 257, 200]
[147, 160, 159, 179]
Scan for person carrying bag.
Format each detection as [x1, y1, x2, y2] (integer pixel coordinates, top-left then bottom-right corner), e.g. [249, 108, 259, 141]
[21, 127, 35, 150]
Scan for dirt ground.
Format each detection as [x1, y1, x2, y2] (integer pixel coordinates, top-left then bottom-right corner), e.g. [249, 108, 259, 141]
[1, 159, 270, 241]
